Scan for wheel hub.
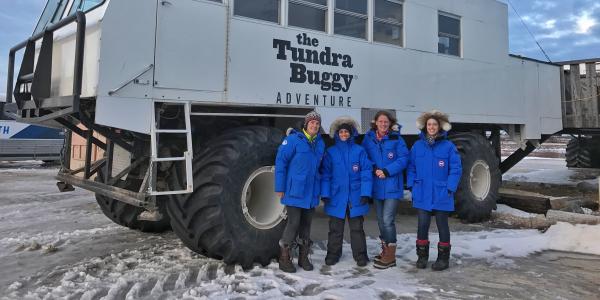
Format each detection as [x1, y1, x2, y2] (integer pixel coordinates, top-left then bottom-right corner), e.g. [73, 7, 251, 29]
[241, 166, 285, 230]
[470, 160, 491, 201]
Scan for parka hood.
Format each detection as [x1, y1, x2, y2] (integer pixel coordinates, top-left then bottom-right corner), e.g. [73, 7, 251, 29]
[416, 110, 452, 132]
[329, 116, 360, 138]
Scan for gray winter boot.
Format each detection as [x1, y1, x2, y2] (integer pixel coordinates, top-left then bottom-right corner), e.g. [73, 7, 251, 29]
[298, 239, 314, 271]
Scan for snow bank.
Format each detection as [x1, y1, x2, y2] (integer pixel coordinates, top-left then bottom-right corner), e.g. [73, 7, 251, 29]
[542, 222, 600, 254]
[494, 204, 538, 218]
[440, 222, 600, 259]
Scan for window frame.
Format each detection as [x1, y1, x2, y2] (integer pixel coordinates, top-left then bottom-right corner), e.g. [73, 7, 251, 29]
[333, 0, 369, 40]
[287, 0, 329, 33]
[437, 11, 462, 57]
[372, 0, 404, 47]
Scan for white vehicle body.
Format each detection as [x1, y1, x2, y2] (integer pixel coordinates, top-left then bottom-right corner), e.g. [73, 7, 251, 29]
[37, 0, 560, 139]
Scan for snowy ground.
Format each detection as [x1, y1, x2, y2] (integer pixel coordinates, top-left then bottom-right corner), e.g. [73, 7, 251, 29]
[1, 161, 600, 299]
[503, 157, 600, 187]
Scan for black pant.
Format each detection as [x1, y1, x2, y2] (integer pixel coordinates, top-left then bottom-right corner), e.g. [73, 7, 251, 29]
[280, 206, 314, 246]
[417, 209, 450, 243]
[327, 208, 367, 260]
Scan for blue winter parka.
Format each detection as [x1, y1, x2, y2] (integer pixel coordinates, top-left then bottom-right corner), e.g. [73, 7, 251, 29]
[407, 131, 462, 212]
[320, 130, 373, 219]
[362, 128, 410, 200]
[275, 129, 326, 209]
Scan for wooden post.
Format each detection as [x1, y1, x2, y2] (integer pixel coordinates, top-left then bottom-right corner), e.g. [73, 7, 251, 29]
[560, 66, 567, 128]
[585, 63, 598, 127]
[569, 64, 582, 127]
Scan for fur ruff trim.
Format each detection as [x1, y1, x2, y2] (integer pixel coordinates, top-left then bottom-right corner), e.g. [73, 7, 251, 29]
[329, 116, 360, 138]
[416, 110, 452, 132]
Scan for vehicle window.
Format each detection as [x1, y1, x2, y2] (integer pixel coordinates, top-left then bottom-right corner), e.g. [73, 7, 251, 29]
[69, 0, 104, 15]
[373, 0, 403, 46]
[34, 0, 104, 35]
[234, 0, 280, 23]
[51, 0, 69, 23]
[288, 0, 328, 32]
[334, 0, 367, 39]
[33, 0, 62, 35]
[438, 13, 461, 56]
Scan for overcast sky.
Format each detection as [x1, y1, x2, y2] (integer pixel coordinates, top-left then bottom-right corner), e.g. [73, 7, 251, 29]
[0, 0, 599, 99]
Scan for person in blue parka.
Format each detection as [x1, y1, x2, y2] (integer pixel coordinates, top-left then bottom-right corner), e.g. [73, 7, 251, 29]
[320, 117, 373, 267]
[362, 111, 409, 269]
[275, 111, 325, 273]
[407, 110, 462, 271]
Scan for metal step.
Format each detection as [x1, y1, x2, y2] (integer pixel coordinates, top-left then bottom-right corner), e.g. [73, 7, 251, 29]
[149, 101, 193, 195]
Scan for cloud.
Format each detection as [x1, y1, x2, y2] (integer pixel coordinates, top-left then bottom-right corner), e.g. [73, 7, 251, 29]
[532, 1, 558, 10]
[574, 11, 597, 34]
[506, 0, 600, 61]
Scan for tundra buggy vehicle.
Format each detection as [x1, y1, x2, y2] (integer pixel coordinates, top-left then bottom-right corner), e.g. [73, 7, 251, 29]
[5, 0, 598, 267]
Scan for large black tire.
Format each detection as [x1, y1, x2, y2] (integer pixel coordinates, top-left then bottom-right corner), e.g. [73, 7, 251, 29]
[95, 171, 171, 233]
[565, 137, 600, 168]
[450, 133, 501, 223]
[166, 126, 286, 268]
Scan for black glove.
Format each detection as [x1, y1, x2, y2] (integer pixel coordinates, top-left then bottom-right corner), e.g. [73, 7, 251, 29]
[321, 197, 330, 203]
[382, 168, 390, 177]
[360, 196, 370, 205]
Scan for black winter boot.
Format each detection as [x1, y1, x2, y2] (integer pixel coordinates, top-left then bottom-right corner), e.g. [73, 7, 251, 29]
[325, 254, 340, 266]
[298, 239, 314, 271]
[279, 244, 296, 273]
[355, 255, 369, 267]
[416, 240, 430, 269]
[431, 244, 451, 271]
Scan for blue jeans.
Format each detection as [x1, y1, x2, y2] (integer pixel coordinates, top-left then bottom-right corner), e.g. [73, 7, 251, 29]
[374, 199, 399, 244]
[417, 209, 450, 243]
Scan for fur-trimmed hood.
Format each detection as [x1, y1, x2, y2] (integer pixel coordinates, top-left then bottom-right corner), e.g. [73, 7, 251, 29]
[416, 110, 452, 132]
[329, 116, 360, 138]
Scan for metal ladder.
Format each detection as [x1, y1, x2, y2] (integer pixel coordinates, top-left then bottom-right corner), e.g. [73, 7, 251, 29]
[149, 101, 193, 196]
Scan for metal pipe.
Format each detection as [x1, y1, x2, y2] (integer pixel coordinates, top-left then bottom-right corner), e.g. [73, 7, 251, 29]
[84, 129, 93, 179]
[108, 64, 154, 96]
[73, 11, 86, 97]
[56, 172, 146, 207]
[6, 51, 15, 103]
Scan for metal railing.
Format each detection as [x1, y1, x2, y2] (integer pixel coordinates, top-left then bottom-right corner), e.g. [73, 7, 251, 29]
[6, 11, 86, 109]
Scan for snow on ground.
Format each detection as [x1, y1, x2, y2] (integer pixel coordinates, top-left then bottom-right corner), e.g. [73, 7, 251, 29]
[4, 223, 599, 300]
[2, 160, 600, 299]
[494, 204, 539, 218]
[503, 157, 600, 186]
[0, 160, 52, 170]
